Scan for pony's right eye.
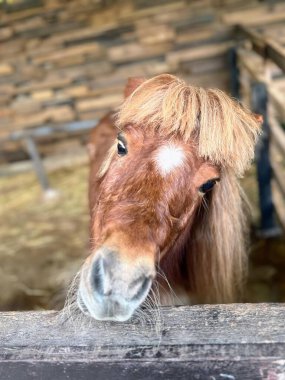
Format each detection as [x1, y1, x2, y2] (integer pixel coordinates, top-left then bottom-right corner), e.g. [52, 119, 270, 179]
[199, 178, 220, 194]
[117, 140, 127, 156]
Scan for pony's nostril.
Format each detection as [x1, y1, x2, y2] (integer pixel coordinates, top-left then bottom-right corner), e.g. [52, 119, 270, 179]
[91, 258, 104, 296]
[130, 275, 152, 302]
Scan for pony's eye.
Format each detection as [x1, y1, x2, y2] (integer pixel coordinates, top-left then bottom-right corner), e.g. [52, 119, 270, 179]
[199, 178, 219, 194]
[117, 140, 127, 156]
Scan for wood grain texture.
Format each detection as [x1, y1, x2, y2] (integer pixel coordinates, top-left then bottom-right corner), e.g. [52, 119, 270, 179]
[1, 304, 285, 379]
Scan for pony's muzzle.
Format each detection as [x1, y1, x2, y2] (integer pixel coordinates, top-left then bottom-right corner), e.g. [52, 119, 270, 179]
[78, 247, 155, 321]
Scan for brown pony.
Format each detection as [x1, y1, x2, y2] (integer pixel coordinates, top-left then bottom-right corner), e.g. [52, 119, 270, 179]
[75, 74, 260, 322]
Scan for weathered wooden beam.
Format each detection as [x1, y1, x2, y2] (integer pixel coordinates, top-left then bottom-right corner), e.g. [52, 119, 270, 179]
[238, 25, 285, 73]
[251, 82, 279, 234]
[272, 180, 285, 232]
[270, 116, 285, 156]
[0, 304, 285, 379]
[0, 148, 88, 177]
[224, 3, 285, 26]
[271, 159, 285, 199]
[267, 38, 285, 73]
[237, 48, 265, 82]
[268, 85, 285, 123]
[0, 119, 98, 143]
[24, 136, 50, 192]
[237, 25, 266, 57]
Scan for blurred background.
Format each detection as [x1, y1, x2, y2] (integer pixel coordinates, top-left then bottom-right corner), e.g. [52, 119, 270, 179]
[0, 0, 284, 311]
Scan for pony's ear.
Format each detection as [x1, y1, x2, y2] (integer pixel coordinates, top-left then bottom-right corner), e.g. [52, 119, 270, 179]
[253, 113, 263, 124]
[87, 142, 96, 160]
[124, 77, 145, 98]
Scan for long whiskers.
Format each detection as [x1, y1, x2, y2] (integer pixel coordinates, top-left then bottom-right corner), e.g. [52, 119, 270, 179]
[58, 269, 93, 331]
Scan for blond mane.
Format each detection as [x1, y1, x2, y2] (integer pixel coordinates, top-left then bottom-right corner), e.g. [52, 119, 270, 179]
[117, 74, 260, 177]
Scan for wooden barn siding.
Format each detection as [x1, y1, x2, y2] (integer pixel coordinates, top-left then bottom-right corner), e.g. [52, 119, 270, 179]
[1, 304, 285, 379]
[3, 0, 285, 162]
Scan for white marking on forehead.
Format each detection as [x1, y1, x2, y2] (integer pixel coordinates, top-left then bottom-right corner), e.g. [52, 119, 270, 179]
[155, 144, 185, 176]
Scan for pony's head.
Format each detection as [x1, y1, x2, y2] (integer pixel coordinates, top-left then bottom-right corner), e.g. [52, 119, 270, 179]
[77, 74, 260, 321]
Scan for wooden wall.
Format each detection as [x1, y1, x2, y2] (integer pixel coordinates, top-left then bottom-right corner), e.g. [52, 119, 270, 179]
[1, 0, 284, 162]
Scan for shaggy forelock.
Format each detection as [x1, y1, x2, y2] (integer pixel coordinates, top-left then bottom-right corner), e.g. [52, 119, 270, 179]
[116, 74, 261, 177]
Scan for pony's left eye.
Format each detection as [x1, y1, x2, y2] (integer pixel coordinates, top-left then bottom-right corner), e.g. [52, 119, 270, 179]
[117, 140, 127, 156]
[199, 178, 220, 194]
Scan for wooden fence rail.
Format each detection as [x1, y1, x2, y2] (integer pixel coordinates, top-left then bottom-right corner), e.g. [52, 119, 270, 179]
[1, 304, 285, 380]
[0, 119, 97, 195]
[237, 25, 285, 72]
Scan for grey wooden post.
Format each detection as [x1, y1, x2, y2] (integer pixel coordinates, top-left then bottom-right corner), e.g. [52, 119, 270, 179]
[229, 46, 240, 100]
[251, 82, 281, 237]
[24, 137, 56, 198]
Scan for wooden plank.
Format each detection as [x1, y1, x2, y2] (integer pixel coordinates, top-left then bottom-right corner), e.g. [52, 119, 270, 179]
[0, 84, 15, 96]
[0, 148, 88, 176]
[0, 26, 13, 41]
[136, 24, 175, 45]
[76, 94, 122, 112]
[114, 59, 170, 77]
[176, 28, 216, 45]
[181, 55, 227, 75]
[0, 7, 43, 25]
[269, 86, 285, 123]
[0, 304, 285, 379]
[0, 108, 12, 118]
[0, 39, 25, 58]
[33, 61, 113, 88]
[261, 23, 285, 44]
[238, 26, 266, 57]
[183, 71, 230, 91]
[108, 42, 171, 64]
[13, 16, 46, 34]
[271, 159, 285, 199]
[267, 39, 285, 73]
[32, 43, 105, 65]
[167, 41, 233, 70]
[172, 13, 215, 32]
[16, 76, 73, 94]
[62, 85, 90, 98]
[17, 21, 83, 40]
[238, 26, 285, 73]
[154, 8, 213, 27]
[0, 119, 97, 142]
[274, 77, 285, 90]
[176, 25, 231, 47]
[272, 180, 285, 232]
[43, 24, 130, 47]
[237, 48, 265, 82]
[78, 109, 106, 121]
[270, 116, 285, 156]
[31, 90, 54, 101]
[119, 1, 186, 21]
[10, 98, 42, 115]
[223, 3, 285, 26]
[8, 106, 76, 131]
[0, 63, 14, 76]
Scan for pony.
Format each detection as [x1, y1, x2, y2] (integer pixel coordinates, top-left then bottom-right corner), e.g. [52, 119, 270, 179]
[75, 74, 261, 322]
